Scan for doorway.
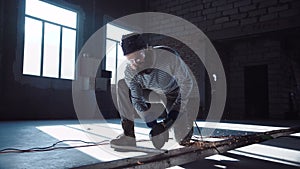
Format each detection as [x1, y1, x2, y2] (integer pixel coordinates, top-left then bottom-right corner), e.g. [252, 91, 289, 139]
[244, 65, 269, 119]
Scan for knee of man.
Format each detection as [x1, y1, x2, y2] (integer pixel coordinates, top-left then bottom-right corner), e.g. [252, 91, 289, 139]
[117, 79, 127, 87]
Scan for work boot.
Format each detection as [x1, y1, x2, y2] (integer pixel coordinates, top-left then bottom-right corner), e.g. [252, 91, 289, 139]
[110, 119, 136, 149]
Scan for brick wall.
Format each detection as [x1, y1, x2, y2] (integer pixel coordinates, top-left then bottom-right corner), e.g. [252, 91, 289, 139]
[147, 0, 300, 119]
[211, 35, 300, 120]
[148, 0, 300, 39]
[226, 38, 291, 119]
[284, 38, 300, 118]
[0, 0, 4, 108]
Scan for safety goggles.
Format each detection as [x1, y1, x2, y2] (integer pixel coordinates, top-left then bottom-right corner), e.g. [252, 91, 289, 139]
[127, 50, 145, 64]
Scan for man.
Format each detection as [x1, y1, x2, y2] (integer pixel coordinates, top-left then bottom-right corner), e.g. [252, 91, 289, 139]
[110, 33, 195, 149]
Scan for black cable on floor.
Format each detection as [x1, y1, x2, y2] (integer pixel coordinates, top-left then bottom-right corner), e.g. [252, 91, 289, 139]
[0, 139, 110, 154]
[192, 122, 222, 154]
[0, 138, 156, 154]
[194, 121, 203, 141]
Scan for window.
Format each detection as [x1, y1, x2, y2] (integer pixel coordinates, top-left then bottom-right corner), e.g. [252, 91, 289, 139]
[23, 0, 77, 80]
[105, 23, 132, 84]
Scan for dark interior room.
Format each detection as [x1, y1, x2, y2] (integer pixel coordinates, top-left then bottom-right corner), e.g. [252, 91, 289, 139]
[0, 0, 299, 168]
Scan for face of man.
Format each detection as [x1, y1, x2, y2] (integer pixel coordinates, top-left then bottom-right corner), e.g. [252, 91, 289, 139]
[126, 49, 146, 71]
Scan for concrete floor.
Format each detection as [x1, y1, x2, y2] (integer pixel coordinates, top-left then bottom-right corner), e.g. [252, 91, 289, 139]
[0, 119, 299, 169]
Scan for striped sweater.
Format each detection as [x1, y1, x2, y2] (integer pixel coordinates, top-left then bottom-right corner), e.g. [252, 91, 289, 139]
[124, 48, 194, 114]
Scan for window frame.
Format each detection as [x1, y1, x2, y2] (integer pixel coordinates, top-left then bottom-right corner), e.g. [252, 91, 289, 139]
[16, 0, 84, 89]
[103, 15, 140, 85]
[105, 37, 120, 84]
[23, 0, 79, 80]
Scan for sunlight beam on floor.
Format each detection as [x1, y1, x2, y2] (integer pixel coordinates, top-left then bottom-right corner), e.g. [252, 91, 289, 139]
[36, 120, 300, 168]
[195, 121, 287, 133]
[228, 144, 300, 167]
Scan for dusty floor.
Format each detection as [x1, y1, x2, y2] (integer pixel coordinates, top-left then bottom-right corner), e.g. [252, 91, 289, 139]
[0, 119, 299, 169]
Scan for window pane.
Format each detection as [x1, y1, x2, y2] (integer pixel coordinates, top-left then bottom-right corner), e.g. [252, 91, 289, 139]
[116, 44, 127, 81]
[43, 23, 60, 78]
[107, 23, 132, 42]
[25, 0, 77, 28]
[23, 17, 42, 76]
[61, 28, 76, 80]
[106, 39, 117, 83]
[106, 24, 132, 84]
[117, 44, 127, 68]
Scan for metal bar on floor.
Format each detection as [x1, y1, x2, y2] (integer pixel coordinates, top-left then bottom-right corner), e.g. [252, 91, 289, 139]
[73, 126, 300, 169]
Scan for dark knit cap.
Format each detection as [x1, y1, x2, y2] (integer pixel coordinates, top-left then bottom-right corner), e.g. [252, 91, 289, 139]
[121, 33, 147, 55]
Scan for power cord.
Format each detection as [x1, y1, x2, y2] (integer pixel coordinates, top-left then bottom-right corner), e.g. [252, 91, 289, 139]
[0, 122, 221, 155]
[0, 139, 110, 154]
[194, 121, 203, 141]
[193, 121, 221, 154]
[0, 139, 154, 154]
